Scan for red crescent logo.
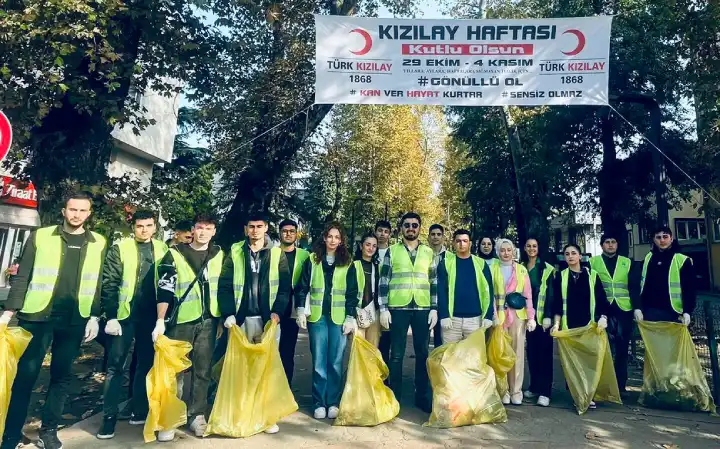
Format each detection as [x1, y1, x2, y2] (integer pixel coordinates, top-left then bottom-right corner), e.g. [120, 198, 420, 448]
[0, 111, 12, 164]
[562, 29, 586, 56]
[349, 28, 372, 56]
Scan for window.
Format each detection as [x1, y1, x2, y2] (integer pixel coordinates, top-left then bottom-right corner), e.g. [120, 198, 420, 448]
[675, 219, 705, 240]
[639, 225, 653, 244]
[628, 230, 634, 247]
[714, 220, 720, 242]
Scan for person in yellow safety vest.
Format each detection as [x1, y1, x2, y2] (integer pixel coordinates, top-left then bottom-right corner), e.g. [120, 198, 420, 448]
[373, 220, 393, 365]
[428, 224, 447, 349]
[0, 191, 107, 449]
[589, 233, 637, 394]
[353, 233, 382, 347]
[521, 237, 555, 407]
[634, 226, 696, 325]
[551, 243, 609, 411]
[378, 212, 438, 414]
[437, 229, 495, 344]
[97, 210, 168, 440]
[492, 238, 536, 406]
[152, 214, 224, 441]
[294, 221, 359, 421]
[216, 214, 292, 434]
[276, 218, 309, 386]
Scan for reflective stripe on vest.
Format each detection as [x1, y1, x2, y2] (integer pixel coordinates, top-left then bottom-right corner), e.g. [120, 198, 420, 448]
[171, 248, 224, 324]
[117, 238, 168, 320]
[22, 226, 107, 318]
[560, 268, 597, 330]
[292, 248, 310, 289]
[309, 258, 348, 325]
[230, 243, 282, 312]
[589, 255, 632, 311]
[640, 252, 690, 314]
[491, 262, 528, 324]
[524, 261, 555, 323]
[388, 243, 433, 308]
[445, 253, 490, 319]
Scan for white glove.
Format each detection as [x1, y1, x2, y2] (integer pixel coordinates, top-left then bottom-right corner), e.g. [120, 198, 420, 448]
[542, 318, 552, 331]
[0, 311, 12, 329]
[681, 313, 691, 326]
[380, 310, 392, 329]
[527, 319, 537, 332]
[551, 322, 560, 333]
[224, 315, 237, 329]
[343, 317, 357, 335]
[84, 316, 100, 342]
[152, 319, 166, 342]
[493, 318, 500, 327]
[104, 319, 122, 336]
[482, 319, 493, 329]
[440, 318, 453, 330]
[428, 309, 438, 329]
[597, 316, 608, 330]
[634, 309, 644, 322]
[296, 308, 307, 329]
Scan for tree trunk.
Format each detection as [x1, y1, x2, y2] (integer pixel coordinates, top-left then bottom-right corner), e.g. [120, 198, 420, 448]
[598, 109, 630, 256]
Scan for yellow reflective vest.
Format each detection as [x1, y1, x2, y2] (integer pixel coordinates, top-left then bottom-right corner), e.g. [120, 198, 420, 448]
[309, 257, 349, 325]
[589, 255, 632, 311]
[560, 268, 598, 330]
[115, 238, 168, 320]
[229, 242, 282, 312]
[171, 247, 224, 324]
[388, 243, 434, 308]
[640, 252, 690, 314]
[491, 262, 529, 323]
[444, 253, 490, 318]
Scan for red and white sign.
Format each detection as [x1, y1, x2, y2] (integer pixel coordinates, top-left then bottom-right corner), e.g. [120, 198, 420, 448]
[0, 111, 12, 163]
[0, 176, 38, 208]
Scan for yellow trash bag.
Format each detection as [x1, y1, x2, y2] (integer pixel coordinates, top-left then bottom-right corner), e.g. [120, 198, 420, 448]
[143, 335, 192, 443]
[206, 322, 298, 437]
[486, 326, 516, 397]
[552, 323, 621, 414]
[638, 321, 716, 413]
[425, 329, 507, 428]
[335, 334, 399, 426]
[0, 326, 32, 442]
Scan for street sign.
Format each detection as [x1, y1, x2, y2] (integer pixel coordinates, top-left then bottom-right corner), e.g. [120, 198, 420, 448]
[0, 111, 12, 163]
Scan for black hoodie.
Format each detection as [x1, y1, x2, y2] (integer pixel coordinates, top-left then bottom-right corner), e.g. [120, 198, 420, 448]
[635, 245, 696, 315]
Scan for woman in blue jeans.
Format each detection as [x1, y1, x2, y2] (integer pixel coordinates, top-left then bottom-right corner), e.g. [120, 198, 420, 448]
[294, 221, 359, 420]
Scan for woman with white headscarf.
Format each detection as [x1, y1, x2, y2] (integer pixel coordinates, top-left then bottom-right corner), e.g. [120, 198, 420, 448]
[491, 238, 536, 405]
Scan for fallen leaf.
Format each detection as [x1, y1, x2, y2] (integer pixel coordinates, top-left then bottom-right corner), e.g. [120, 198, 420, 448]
[661, 445, 679, 449]
[585, 431, 602, 440]
[61, 414, 77, 420]
[625, 416, 648, 421]
[81, 410, 94, 419]
[32, 387, 45, 393]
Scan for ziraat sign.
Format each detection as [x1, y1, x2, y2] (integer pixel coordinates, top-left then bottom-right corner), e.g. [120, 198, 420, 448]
[314, 15, 613, 106]
[0, 176, 38, 208]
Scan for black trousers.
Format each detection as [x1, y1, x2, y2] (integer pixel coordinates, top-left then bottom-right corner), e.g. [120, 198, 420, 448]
[608, 302, 633, 391]
[388, 309, 431, 406]
[100, 320, 155, 418]
[2, 320, 85, 446]
[379, 329, 391, 364]
[279, 315, 300, 386]
[526, 326, 554, 397]
[432, 321, 442, 348]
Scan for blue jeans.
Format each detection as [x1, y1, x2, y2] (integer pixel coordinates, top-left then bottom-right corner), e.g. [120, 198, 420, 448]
[308, 314, 347, 408]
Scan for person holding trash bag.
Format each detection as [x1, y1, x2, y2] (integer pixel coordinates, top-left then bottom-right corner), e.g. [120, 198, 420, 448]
[353, 233, 382, 347]
[1, 191, 107, 449]
[633, 226, 696, 325]
[551, 243, 613, 411]
[521, 237, 555, 407]
[491, 238, 535, 406]
[437, 229, 494, 344]
[294, 221, 359, 420]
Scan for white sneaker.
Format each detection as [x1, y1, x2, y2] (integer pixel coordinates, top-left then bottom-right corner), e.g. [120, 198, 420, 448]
[189, 415, 207, 437]
[128, 414, 146, 425]
[523, 390, 537, 399]
[313, 407, 327, 419]
[327, 406, 339, 419]
[502, 393, 510, 405]
[589, 401, 597, 409]
[157, 430, 175, 442]
[264, 424, 279, 434]
[537, 396, 550, 407]
[511, 392, 523, 405]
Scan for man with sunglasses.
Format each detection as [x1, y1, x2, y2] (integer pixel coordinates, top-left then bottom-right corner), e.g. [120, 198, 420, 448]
[378, 212, 438, 413]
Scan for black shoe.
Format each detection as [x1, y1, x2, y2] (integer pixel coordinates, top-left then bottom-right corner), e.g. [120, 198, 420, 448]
[96, 416, 116, 440]
[117, 402, 133, 421]
[37, 429, 63, 449]
[128, 413, 147, 426]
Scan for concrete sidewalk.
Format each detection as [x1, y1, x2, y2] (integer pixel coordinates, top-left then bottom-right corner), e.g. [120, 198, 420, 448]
[56, 330, 719, 449]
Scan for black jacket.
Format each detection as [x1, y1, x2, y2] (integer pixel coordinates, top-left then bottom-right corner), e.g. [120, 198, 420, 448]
[101, 240, 164, 322]
[552, 268, 609, 329]
[157, 243, 223, 324]
[3, 225, 106, 324]
[217, 240, 291, 326]
[294, 256, 359, 319]
[635, 247, 696, 315]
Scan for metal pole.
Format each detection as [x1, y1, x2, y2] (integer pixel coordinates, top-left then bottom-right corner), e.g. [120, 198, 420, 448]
[704, 300, 720, 404]
[705, 193, 716, 292]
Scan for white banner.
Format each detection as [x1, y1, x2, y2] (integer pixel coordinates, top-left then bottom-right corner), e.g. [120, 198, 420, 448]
[315, 15, 612, 106]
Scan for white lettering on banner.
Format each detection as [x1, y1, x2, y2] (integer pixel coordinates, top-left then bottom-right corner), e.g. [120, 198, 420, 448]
[314, 15, 613, 106]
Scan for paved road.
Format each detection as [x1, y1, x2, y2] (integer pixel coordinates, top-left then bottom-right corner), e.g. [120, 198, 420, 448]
[47, 329, 720, 448]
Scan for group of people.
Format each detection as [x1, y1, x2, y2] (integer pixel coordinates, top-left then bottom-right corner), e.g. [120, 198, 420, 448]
[0, 191, 697, 449]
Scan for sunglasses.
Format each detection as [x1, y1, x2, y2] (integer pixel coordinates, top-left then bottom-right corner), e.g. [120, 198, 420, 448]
[403, 223, 419, 229]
